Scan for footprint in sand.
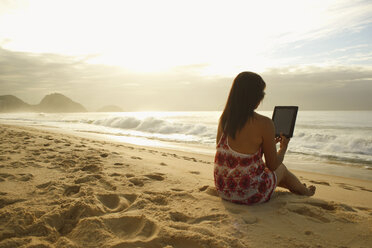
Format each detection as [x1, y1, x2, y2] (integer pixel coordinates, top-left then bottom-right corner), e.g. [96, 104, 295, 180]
[104, 215, 158, 240]
[337, 203, 357, 213]
[41, 201, 104, 236]
[355, 206, 372, 216]
[109, 173, 122, 177]
[0, 173, 33, 182]
[143, 191, 168, 206]
[63, 185, 81, 196]
[100, 153, 109, 158]
[10, 161, 26, 168]
[303, 199, 336, 211]
[287, 204, 330, 223]
[99, 178, 117, 191]
[0, 173, 16, 181]
[242, 215, 258, 224]
[189, 171, 200, 175]
[75, 174, 102, 184]
[171, 188, 184, 192]
[182, 156, 197, 162]
[36, 181, 56, 189]
[199, 185, 209, 191]
[72, 148, 84, 152]
[44, 135, 53, 141]
[60, 159, 77, 168]
[96, 193, 137, 213]
[150, 195, 168, 205]
[356, 186, 372, 192]
[36, 183, 59, 195]
[25, 161, 42, 168]
[0, 156, 9, 162]
[144, 173, 165, 181]
[0, 197, 26, 208]
[17, 173, 33, 182]
[169, 211, 227, 224]
[199, 185, 219, 197]
[171, 154, 180, 159]
[164, 234, 220, 248]
[114, 162, 131, 168]
[286, 198, 341, 223]
[129, 178, 145, 187]
[81, 164, 102, 173]
[336, 183, 356, 191]
[309, 180, 330, 186]
[125, 173, 135, 178]
[127, 174, 165, 187]
[68, 214, 159, 247]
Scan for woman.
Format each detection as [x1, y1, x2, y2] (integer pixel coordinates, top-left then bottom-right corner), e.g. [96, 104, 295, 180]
[214, 71, 315, 205]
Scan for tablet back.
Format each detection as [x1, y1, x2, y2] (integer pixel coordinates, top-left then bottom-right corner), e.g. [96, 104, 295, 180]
[272, 106, 298, 138]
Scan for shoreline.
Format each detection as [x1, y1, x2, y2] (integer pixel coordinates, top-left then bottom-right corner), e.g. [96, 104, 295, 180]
[2, 119, 371, 181]
[0, 124, 371, 247]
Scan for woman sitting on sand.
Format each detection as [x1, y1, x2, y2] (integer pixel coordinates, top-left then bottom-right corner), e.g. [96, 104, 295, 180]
[214, 71, 315, 205]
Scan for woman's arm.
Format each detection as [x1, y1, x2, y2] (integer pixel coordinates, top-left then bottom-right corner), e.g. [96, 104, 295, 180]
[261, 117, 289, 171]
[276, 135, 289, 165]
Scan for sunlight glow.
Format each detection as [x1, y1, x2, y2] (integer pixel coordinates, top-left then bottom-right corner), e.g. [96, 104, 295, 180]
[0, 0, 370, 74]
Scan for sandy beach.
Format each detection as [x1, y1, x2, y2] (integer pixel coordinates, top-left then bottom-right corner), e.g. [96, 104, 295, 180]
[0, 124, 371, 248]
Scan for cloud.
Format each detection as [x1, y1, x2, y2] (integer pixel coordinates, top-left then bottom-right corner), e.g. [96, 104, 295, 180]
[0, 47, 230, 110]
[261, 66, 372, 110]
[272, 0, 372, 43]
[1, 47, 371, 111]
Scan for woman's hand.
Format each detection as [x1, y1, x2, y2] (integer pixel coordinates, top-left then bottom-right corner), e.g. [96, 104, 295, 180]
[275, 133, 290, 151]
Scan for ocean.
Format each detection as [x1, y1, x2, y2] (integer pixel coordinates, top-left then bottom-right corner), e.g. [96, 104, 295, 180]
[1, 111, 372, 171]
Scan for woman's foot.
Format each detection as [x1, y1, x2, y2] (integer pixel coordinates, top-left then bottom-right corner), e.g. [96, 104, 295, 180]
[305, 185, 316, 196]
[296, 183, 316, 196]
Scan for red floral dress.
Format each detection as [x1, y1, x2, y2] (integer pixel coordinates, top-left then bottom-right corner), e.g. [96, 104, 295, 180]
[214, 133, 277, 204]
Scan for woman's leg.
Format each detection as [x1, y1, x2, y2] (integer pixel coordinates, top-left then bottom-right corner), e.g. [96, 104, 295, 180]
[274, 163, 315, 196]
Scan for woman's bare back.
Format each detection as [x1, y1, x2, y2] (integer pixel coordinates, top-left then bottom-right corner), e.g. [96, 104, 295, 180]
[227, 112, 266, 154]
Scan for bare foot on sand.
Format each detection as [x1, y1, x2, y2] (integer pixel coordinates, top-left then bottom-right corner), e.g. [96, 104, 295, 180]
[302, 183, 316, 196]
[305, 185, 316, 196]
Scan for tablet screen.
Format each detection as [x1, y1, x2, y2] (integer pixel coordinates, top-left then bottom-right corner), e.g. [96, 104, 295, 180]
[272, 106, 298, 138]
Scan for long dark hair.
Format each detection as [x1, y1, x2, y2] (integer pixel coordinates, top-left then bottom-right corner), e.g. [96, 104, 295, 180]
[220, 71, 266, 139]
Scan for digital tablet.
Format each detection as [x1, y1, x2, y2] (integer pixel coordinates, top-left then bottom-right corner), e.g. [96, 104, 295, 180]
[272, 106, 298, 138]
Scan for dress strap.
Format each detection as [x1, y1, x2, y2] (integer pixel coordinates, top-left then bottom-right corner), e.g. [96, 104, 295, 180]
[259, 146, 263, 157]
[217, 132, 227, 148]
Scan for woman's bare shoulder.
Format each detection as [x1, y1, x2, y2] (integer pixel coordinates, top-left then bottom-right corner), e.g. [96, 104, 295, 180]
[253, 113, 275, 141]
[254, 112, 273, 125]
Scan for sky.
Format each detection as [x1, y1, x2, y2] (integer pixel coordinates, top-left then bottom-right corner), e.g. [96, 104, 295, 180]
[0, 0, 371, 111]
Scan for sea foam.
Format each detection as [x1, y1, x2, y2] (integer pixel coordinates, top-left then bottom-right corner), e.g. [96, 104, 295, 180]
[92, 116, 214, 137]
[1, 111, 372, 166]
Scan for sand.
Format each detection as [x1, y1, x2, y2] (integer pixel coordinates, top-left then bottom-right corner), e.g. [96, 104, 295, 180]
[0, 124, 371, 248]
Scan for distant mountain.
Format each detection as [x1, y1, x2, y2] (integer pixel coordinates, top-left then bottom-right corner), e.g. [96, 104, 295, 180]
[97, 105, 123, 112]
[0, 93, 87, 113]
[36, 93, 87, 113]
[0, 95, 32, 112]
